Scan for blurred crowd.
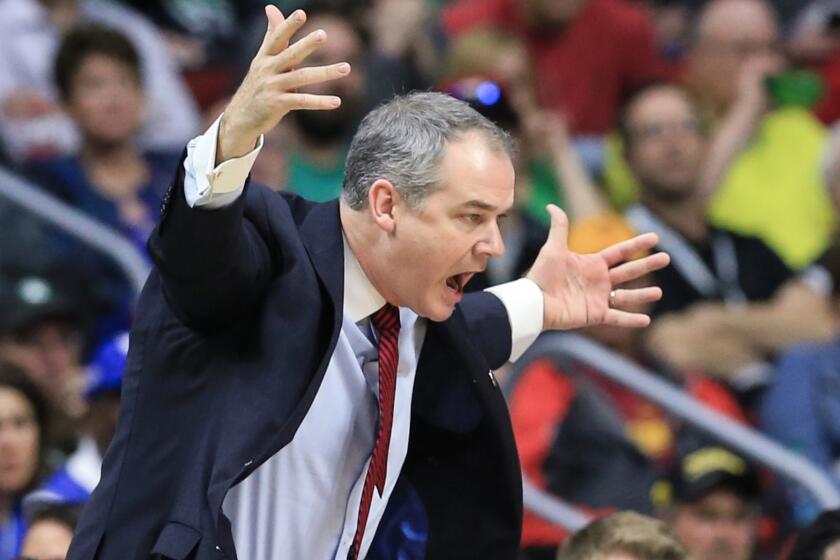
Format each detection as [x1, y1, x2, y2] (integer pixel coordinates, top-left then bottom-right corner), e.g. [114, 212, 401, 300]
[3, 0, 840, 558]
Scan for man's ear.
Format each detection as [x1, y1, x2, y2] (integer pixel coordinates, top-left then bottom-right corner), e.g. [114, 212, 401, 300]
[367, 179, 399, 233]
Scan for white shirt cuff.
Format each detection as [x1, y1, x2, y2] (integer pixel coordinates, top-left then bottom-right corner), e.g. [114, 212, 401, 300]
[184, 113, 264, 209]
[485, 278, 544, 363]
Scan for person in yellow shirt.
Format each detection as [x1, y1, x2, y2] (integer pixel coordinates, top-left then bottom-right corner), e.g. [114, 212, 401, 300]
[604, 0, 836, 270]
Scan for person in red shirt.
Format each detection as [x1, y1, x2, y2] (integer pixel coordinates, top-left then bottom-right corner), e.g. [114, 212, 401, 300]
[441, 0, 676, 136]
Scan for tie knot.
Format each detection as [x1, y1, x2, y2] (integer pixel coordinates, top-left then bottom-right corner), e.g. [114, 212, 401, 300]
[371, 303, 400, 333]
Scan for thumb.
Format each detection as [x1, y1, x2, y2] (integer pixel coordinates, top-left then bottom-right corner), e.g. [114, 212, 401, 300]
[546, 204, 569, 250]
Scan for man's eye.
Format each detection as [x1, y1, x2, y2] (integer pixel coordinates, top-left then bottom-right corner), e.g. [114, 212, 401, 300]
[463, 214, 482, 224]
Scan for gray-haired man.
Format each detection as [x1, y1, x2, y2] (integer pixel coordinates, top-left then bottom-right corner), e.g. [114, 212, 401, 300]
[68, 6, 668, 560]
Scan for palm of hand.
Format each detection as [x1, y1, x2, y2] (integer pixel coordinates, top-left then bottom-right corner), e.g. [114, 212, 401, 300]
[527, 205, 669, 331]
[533, 247, 611, 331]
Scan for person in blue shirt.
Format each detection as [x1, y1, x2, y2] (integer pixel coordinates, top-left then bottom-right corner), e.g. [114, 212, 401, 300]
[22, 333, 126, 520]
[761, 244, 840, 526]
[24, 24, 180, 343]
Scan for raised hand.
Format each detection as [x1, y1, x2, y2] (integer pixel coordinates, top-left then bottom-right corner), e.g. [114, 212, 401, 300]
[527, 205, 670, 331]
[218, 6, 352, 163]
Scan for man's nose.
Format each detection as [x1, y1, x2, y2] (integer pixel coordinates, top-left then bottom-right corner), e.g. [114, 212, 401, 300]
[478, 224, 505, 258]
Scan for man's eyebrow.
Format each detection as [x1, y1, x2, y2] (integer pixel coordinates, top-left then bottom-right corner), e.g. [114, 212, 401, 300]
[458, 200, 499, 212]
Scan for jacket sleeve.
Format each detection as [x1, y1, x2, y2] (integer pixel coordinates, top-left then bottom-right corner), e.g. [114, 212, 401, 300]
[147, 148, 276, 330]
[459, 291, 514, 370]
[460, 278, 545, 369]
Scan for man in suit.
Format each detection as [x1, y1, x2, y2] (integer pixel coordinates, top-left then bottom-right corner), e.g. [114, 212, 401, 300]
[67, 6, 668, 560]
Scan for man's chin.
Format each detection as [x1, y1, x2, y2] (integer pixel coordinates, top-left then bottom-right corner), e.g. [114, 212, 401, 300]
[418, 302, 457, 322]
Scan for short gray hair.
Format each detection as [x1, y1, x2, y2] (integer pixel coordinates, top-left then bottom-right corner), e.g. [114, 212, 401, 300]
[342, 91, 514, 210]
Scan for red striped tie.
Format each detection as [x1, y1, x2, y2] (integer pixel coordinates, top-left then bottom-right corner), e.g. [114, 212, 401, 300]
[347, 303, 401, 560]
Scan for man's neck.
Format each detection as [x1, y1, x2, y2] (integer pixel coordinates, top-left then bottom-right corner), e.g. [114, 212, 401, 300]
[640, 192, 709, 244]
[339, 202, 397, 307]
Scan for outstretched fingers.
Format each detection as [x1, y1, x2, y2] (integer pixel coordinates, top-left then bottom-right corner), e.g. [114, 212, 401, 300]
[280, 93, 342, 111]
[610, 287, 662, 308]
[260, 8, 307, 57]
[609, 252, 670, 285]
[603, 309, 652, 328]
[275, 63, 351, 90]
[271, 28, 328, 72]
[600, 232, 659, 267]
[601, 287, 661, 328]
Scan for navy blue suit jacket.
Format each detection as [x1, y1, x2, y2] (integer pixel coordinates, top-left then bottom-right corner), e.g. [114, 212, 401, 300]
[67, 154, 523, 559]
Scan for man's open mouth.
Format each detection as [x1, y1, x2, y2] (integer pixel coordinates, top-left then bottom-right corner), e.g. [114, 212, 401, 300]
[446, 272, 475, 293]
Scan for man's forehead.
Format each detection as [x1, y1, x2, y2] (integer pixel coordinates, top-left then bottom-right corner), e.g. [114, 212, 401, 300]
[456, 198, 512, 213]
[437, 164, 515, 210]
[440, 133, 513, 175]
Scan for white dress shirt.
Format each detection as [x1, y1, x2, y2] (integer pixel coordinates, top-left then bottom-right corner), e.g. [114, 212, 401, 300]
[185, 116, 544, 559]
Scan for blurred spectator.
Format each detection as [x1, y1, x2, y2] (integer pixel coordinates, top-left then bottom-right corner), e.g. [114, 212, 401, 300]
[605, 0, 836, 269]
[26, 24, 175, 250]
[556, 511, 688, 560]
[441, 0, 676, 137]
[18, 505, 78, 560]
[282, 9, 366, 201]
[24, 24, 177, 341]
[364, 0, 444, 102]
[655, 446, 761, 560]
[644, 114, 840, 385]
[23, 333, 125, 518]
[508, 221, 744, 559]
[0, 362, 50, 560]
[686, 0, 835, 270]
[788, 509, 840, 559]
[0, 272, 87, 436]
[760, 251, 840, 526]
[0, 0, 199, 164]
[619, 84, 792, 318]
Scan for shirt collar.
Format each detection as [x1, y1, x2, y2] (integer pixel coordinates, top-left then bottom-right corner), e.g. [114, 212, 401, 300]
[343, 234, 386, 323]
